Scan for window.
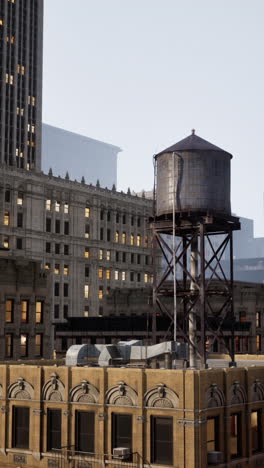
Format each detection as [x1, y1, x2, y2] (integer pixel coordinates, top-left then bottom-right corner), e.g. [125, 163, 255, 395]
[122, 271, 126, 281]
[63, 305, 68, 318]
[115, 270, 119, 280]
[84, 285, 89, 299]
[20, 334, 28, 357]
[5, 299, 13, 322]
[21, 300, 28, 323]
[85, 248, 90, 258]
[230, 413, 242, 458]
[130, 272, 134, 282]
[106, 269, 111, 280]
[251, 410, 262, 453]
[84, 306, 89, 317]
[122, 214, 126, 224]
[45, 263, 51, 270]
[64, 221, 69, 235]
[54, 304, 60, 319]
[12, 407, 29, 449]
[131, 253, 134, 264]
[137, 273, 141, 282]
[131, 216, 134, 226]
[55, 201, 60, 212]
[64, 244, 69, 255]
[122, 232, 126, 244]
[4, 210, 10, 226]
[5, 334, 13, 358]
[17, 212, 23, 228]
[137, 217, 141, 227]
[122, 252, 126, 262]
[100, 209, 104, 220]
[207, 417, 219, 452]
[46, 199, 51, 211]
[85, 266, 89, 277]
[137, 254, 141, 265]
[36, 301, 43, 323]
[16, 238, 23, 249]
[145, 255, 149, 265]
[64, 283, 69, 297]
[107, 229, 111, 241]
[145, 236, 149, 248]
[116, 251, 119, 262]
[144, 273, 149, 283]
[5, 190, 10, 203]
[46, 242, 51, 253]
[55, 219, 60, 234]
[151, 416, 173, 465]
[100, 228, 104, 241]
[35, 334, 42, 356]
[256, 311, 261, 329]
[130, 234, 134, 246]
[106, 250, 111, 261]
[54, 264, 60, 275]
[115, 231, 119, 243]
[85, 224, 90, 238]
[55, 243, 60, 254]
[257, 335, 261, 352]
[99, 249, 103, 260]
[17, 192, 23, 206]
[98, 268, 103, 279]
[239, 310, 247, 322]
[85, 207, 90, 218]
[54, 283, 60, 297]
[116, 213, 120, 223]
[112, 414, 132, 455]
[75, 411, 95, 453]
[107, 211, 111, 222]
[47, 409, 61, 451]
[46, 218, 51, 232]
[98, 286, 103, 299]
[137, 234, 141, 246]
[3, 236, 9, 248]
[64, 265, 69, 276]
[64, 203, 69, 214]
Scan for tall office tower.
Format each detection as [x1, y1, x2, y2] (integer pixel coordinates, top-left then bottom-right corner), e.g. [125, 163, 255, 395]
[0, 0, 43, 171]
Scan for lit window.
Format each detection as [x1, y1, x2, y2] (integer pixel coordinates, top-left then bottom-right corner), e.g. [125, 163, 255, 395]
[99, 249, 103, 260]
[98, 268, 103, 279]
[257, 335, 261, 352]
[130, 234, 134, 246]
[122, 232, 126, 244]
[122, 271, 126, 281]
[85, 207, 90, 218]
[115, 270, 119, 280]
[115, 231, 119, 243]
[106, 269, 111, 280]
[54, 264, 60, 275]
[46, 199, 51, 211]
[35, 334, 42, 356]
[4, 210, 10, 226]
[45, 263, 50, 270]
[64, 203, 69, 214]
[84, 306, 89, 317]
[3, 237, 9, 248]
[64, 265, 69, 276]
[98, 286, 103, 299]
[137, 234, 141, 246]
[85, 248, 90, 259]
[6, 300, 13, 322]
[145, 236, 149, 248]
[20, 334, 28, 357]
[256, 311, 261, 329]
[17, 192, 23, 206]
[36, 301, 43, 323]
[85, 225, 90, 239]
[106, 250, 111, 261]
[55, 201, 60, 212]
[84, 285, 89, 299]
[5, 334, 12, 358]
[144, 273, 149, 283]
[21, 300, 28, 323]
[0, 20, 3, 26]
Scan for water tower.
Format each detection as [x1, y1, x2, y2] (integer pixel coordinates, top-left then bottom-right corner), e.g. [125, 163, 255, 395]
[150, 130, 240, 368]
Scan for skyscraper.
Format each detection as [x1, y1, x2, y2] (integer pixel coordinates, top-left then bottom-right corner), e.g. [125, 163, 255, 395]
[0, 0, 43, 171]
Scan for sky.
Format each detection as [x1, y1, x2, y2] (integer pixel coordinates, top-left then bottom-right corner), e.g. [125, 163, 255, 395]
[43, 0, 264, 237]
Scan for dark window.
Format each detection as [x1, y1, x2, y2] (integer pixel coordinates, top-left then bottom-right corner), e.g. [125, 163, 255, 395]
[116, 251, 119, 262]
[12, 407, 29, 449]
[63, 305, 68, 319]
[112, 414, 132, 455]
[107, 211, 111, 222]
[17, 212, 23, 227]
[54, 304, 60, 319]
[230, 413, 242, 458]
[145, 256, 149, 265]
[16, 238, 23, 249]
[64, 221, 69, 235]
[47, 409, 61, 451]
[207, 417, 219, 452]
[130, 272, 134, 282]
[35, 334, 42, 356]
[64, 283, 68, 297]
[251, 410, 262, 453]
[151, 416, 173, 465]
[75, 411, 95, 453]
[85, 266, 89, 277]
[5, 190, 10, 203]
[100, 210, 104, 220]
[55, 219, 60, 234]
[122, 252, 126, 262]
[46, 242, 51, 253]
[137, 254, 141, 265]
[107, 228, 111, 241]
[64, 244, 69, 255]
[131, 216, 134, 226]
[46, 218, 51, 232]
[62, 337, 67, 350]
[137, 217, 141, 227]
[54, 283, 60, 297]
[100, 228, 104, 241]
[55, 243, 60, 254]
[123, 214, 126, 224]
[116, 213, 119, 223]
[131, 253, 134, 264]
[137, 273, 141, 282]
[5, 334, 13, 357]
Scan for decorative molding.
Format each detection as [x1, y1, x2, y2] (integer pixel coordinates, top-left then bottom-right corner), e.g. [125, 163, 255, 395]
[33, 408, 42, 416]
[206, 383, 225, 408]
[13, 453, 27, 464]
[98, 413, 105, 420]
[63, 410, 70, 417]
[32, 451, 41, 461]
[177, 418, 206, 427]
[105, 381, 138, 406]
[0, 406, 8, 413]
[229, 381, 247, 405]
[70, 380, 99, 404]
[8, 377, 34, 400]
[250, 379, 264, 402]
[137, 415, 146, 423]
[42, 373, 65, 402]
[48, 459, 59, 468]
[144, 384, 179, 409]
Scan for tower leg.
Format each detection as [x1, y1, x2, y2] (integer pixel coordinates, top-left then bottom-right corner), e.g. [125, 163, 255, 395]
[189, 235, 198, 368]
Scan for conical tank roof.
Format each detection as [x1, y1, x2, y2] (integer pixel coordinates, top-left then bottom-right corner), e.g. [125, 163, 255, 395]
[155, 130, 232, 158]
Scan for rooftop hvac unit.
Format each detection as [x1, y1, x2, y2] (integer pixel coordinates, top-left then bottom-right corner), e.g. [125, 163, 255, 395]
[113, 447, 131, 459]
[207, 451, 224, 465]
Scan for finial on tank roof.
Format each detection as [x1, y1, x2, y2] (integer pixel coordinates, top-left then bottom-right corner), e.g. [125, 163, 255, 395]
[192, 129, 195, 135]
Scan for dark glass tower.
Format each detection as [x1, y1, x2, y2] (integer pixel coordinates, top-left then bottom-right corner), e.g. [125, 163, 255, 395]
[0, 0, 43, 171]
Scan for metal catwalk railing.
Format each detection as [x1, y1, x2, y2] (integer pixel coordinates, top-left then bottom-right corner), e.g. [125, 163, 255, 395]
[49, 447, 151, 468]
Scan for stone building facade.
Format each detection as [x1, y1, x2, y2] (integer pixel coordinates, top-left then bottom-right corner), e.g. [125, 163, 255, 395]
[0, 164, 153, 321]
[0, 255, 51, 360]
[0, 363, 263, 467]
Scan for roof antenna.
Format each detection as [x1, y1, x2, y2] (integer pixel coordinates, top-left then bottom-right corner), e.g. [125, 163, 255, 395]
[192, 129, 195, 135]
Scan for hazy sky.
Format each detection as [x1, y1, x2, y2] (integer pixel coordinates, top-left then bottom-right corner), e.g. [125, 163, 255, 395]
[43, 0, 264, 237]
